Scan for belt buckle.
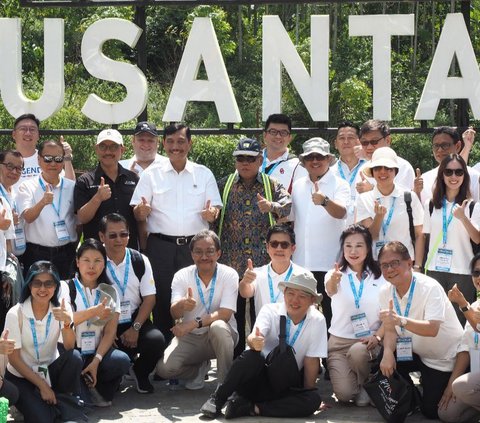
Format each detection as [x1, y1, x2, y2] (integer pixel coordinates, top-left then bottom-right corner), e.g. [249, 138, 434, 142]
[176, 237, 187, 246]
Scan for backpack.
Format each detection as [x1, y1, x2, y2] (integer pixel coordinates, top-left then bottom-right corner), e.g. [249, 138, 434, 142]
[404, 192, 415, 247]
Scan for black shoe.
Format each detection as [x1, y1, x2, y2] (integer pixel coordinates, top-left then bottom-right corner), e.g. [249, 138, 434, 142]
[129, 366, 154, 394]
[324, 367, 330, 381]
[224, 394, 254, 420]
[200, 395, 223, 419]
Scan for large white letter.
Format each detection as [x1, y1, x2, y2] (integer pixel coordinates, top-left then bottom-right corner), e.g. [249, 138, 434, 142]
[349, 14, 414, 120]
[415, 13, 480, 120]
[163, 17, 240, 123]
[0, 18, 64, 120]
[81, 18, 147, 124]
[262, 15, 329, 122]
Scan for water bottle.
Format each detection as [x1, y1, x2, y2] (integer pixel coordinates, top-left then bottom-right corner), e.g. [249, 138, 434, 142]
[0, 397, 9, 423]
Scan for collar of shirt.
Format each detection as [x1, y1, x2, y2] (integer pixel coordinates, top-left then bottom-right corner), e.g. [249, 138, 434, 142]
[263, 149, 289, 166]
[372, 184, 402, 199]
[40, 174, 62, 189]
[94, 163, 133, 181]
[163, 159, 194, 174]
[106, 250, 129, 270]
[21, 297, 54, 320]
[232, 172, 264, 185]
[312, 168, 334, 186]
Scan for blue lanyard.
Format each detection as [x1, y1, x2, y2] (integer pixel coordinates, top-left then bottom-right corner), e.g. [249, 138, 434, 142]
[474, 332, 479, 349]
[337, 159, 365, 187]
[392, 277, 416, 333]
[0, 185, 15, 212]
[74, 277, 101, 310]
[39, 177, 64, 218]
[267, 263, 293, 304]
[261, 150, 283, 175]
[106, 249, 130, 298]
[29, 312, 52, 361]
[195, 267, 218, 314]
[286, 316, 305, 347]
[348, 273, 365, 309]
[442, 197, 455, 246]
[380, 196, 397, 238]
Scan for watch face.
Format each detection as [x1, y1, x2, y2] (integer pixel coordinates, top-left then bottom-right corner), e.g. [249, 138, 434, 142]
[133, 322, 141, 330]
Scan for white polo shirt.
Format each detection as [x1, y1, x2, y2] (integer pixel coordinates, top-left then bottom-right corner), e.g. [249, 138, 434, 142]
[171, 263, 239, 335]
[17, 175, 77, 247]
[261, 149, 308, 192]
[325, 266, 386, 339]
[253, 302, 328, 369]
[119, 154, 168, 176]
[250, 262, 308, 316]
[423, 199, 480, 274]
[0, 184, 25, 257]
[0, 197, 14, 271]
[361, 155, 415, 191]
[356, 185, 424, 259]
[457, 300, 480, 353]
[379, 273, 463, 372]
[130, 160, 222, 236]
[291, 170, 350, 271]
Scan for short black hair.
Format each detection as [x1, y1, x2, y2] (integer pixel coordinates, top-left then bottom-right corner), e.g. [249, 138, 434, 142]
[359, 120, 390, 138]
[432, 126, 461, 143]
[38, 139, 64, 155]
[74, 238, 110, 285]
[14, 114, 40, 129]
[189, 229, 221, 252]
[264, 114, 292, 132]
[163, 123, 191, 141]
[266, 224, 295, 244]
[337, 121, 360, 136]
[0, 150, 23, 163]
[378, 241, 411, 262]
[21, 261, 61, 306]
[99, 213, 129, 233]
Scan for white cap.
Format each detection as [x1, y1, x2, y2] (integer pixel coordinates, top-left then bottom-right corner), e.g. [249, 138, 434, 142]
[96, 129, 123, 145]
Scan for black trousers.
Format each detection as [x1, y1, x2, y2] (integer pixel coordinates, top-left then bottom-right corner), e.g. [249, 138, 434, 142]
[146, 235, 193, 343]
[22, 242, 77, 280]
[233, 295, 256, 358]
[216, 349, 321, 418]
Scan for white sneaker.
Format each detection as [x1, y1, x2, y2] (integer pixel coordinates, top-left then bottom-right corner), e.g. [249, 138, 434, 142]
[185, 360, 211, 390]
[355, 386, 371, 407]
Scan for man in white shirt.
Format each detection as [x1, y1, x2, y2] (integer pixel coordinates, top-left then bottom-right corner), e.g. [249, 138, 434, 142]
[155, 230, 238, 390]
[99, 213, 165, 394]
[130, 123, 222, 341]
[119, 121, 167, 175]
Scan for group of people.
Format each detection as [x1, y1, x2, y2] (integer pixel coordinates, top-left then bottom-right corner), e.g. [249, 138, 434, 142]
[0, 112, 477, 422]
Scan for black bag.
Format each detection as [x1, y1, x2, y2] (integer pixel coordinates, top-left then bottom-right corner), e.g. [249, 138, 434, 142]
[363, 369, 414, 423]
[55, 393, 90, 422]
[264, 315, 302, 395]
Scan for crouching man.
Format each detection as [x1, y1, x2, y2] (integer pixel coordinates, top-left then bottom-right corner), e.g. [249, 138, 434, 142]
[155, 229, 238, 389]
[200, 272, 327, 419]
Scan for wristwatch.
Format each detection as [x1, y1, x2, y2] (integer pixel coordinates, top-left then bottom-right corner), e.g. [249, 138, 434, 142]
[459, 303, 470, 313]
[375, 335, 382, 343]
[132, 321, 142, 331]
[195, 317, 203, 328]
[399, 317, 408, 328]
[320, 196, 330, 207]
[64, 321, 75, 330]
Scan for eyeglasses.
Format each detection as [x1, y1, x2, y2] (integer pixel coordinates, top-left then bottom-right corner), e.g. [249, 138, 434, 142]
[379, 260, 402, 271]
[266, 128, 290, 137]
[471, 270, 480, 278]
[41, 155, 64, 163]
[97, 143, 121, 152]
[268, 240, 291, 249]
[192, 249, 217, 257]
[106, 231, 129, 240]
[15, 126, 38, 134]
[30, 279, 56, 289]
[360, 136, 385, 147]
[0, 163, 24, 174]
[372, 166, 395, 172]
[303, 154, 328, 162]
[235, 156, 258, 163]
[443, 168, 464, 177]
[432, 142, 454, 152]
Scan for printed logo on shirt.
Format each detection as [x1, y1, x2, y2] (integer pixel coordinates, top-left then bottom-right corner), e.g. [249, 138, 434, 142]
[124, 181, 136, 186]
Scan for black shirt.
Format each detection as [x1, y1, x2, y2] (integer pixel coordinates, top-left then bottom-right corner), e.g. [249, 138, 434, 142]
[74, 164, 139, 249]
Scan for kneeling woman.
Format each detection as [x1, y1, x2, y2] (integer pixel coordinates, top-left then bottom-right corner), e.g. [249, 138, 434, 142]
[70, 239, 130, 406]
[5, 261, 82, 423]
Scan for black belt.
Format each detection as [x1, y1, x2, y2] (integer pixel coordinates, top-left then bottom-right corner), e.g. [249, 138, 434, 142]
[26, 242, 76, 254]
[151, 233, 194, 246]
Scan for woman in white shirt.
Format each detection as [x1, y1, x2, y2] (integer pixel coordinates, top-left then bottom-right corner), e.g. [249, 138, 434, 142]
[418, 154, 480, 326]
[324, 224, 385, 407]
[4, 261, 81, 423]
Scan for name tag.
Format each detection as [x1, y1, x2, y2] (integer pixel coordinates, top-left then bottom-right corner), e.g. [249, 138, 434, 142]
[396, 336, 413, 361]
[119, 300, 131, 324]
[54, 220, 71, 242]
[32, 365, 51, 386]
[13, 226, 26, 252]
[470, 348, 480, 373]
[81, 331, 96, 355]
[435, 248, 453, 272]
[350, 312, 371, 338]
[375, 241, 385, 256]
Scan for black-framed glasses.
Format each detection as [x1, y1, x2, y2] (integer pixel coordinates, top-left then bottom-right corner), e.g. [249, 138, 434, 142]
[107, 232, 129, 240]
[379, 260, 402, 271]
[235, 155, 257, 163]
[360, 136, 385, 147]
[268, 240, 291, 249]
[266, 128, 290, 137]
[471, 270, 480, 278]
[433, 142, 454, 152]
[15, 126, 38, 134]
[30, 279, 56, 289]
[303, 154, 328, 162]
[97, 143, 121, 152]
[41, 155, 64, 163]
[0, 163, 24, 174]
[443, 168, 464, 177]
[192, 249, 217, 257]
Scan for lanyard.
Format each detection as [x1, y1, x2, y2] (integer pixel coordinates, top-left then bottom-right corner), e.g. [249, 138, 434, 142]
[39, 177, 64, 218]
[195, 267, 218, 314]
[380, 196, 397, 238]
[261, 150, 283, 175]
[0, 185, 15, 212]
[337, 159, 364, 187]
[286, 316, 305, 347]
[267, 263, 293, 304]
[74, 277, 101, 310]
[348, 273, 365, 309]
[475, 332, 479, 349]
[29, 312, 52, 362]
[392, 277, 416, 333]
[106, 249, 130, 299]
[442, 197, 455, 246]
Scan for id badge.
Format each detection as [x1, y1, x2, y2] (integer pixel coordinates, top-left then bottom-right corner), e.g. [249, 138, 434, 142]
[33, 365, 51, 387]
[435, 248, 453, 272]
[54, 220, 71, 242]
[396, 336, 413, 361]
[470, 348, 480, 373]
[350, 312, 371, 338]
[119, 300, 131, 324]
[13, 226, 26, 252]
[375, 241, 385, 256]
[81, 331, 96, 355]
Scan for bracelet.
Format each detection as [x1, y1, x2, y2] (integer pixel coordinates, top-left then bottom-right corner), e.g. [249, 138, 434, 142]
[95, 353, 103, 362]
[64, 156, 73, 162]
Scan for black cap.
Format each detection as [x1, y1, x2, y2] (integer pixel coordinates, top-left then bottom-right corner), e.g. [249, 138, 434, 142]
[134, 121, 158, 136]
[233, 138, 261, 157]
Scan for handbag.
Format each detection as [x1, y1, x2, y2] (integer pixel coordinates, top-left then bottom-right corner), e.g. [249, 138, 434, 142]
[264, 315, 302, 394]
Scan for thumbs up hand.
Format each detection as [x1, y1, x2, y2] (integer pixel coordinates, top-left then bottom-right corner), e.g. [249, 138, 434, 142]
[96, 177, 112, 202]
[257, 193, 272, 214]
[311, 181, 327, 206]
[241, 258, 257, 284]
[53, 298, 72, 323]
[95, 297, 112, 320]
[0, 209, 11, 231]
[374, 200, 387, 218]
[413, 168, 423, 195]
[448, 283, 467, 306]
[42, 184, 54, 206]
[129, 160, 139, 174]
[379, 298, 399, 327]
[134, 196, 152, 221]
[462, 126, 476, 151]
[354, 144, 367, 160]
[183, 287, 197, 312]
[0, 329, 15, 355]
[201, 199, 219, 223]
[331, 262, 342, 285]
[355, 171, 374, 194]
[453, 199, 469, 222]
[249, 326, 265, 351]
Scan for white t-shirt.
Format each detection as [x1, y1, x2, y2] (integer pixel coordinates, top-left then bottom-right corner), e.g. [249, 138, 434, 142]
[423, 199, 480, 274]
[171, 263, 239, 335]
[130, 160, 222, 236]
[356, 185, 424, 259]
[14, 151, 41, 191]
[0, 198, 14, 271]
[119, 154, 168, 176]
[0, 184, 25, 256]
[291, 171, 350, 271]
[261, 149, 308, 192]
[325, 266, 386, 339]
[379, 273, 463, 372]
[361, 155, 415, 191]
[17, 176, 77, 246]
[253, 302, 327, 369]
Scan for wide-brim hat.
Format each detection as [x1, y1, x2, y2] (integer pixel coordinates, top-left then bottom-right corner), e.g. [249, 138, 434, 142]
[89, 283, 118, 326]
[363, 146, 399, 178]
[278, 272, 323, 304]
[299, 137, 335, 165]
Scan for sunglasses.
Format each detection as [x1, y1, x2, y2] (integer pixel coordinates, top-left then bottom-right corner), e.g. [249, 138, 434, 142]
[433, 142, 454, 151]
[106, 231, 129, 240]
[268, 240, 291, 249]
[372, 166, 395, 172]
[235, 156, 257, 163]
[41, 155, 64, 163]
[30, 279, 56, 289]
[443, 168, 464, 177]
[303, 154, 328, 162]
[471, 270, 480, 278]
[359, 136, 385, 147]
